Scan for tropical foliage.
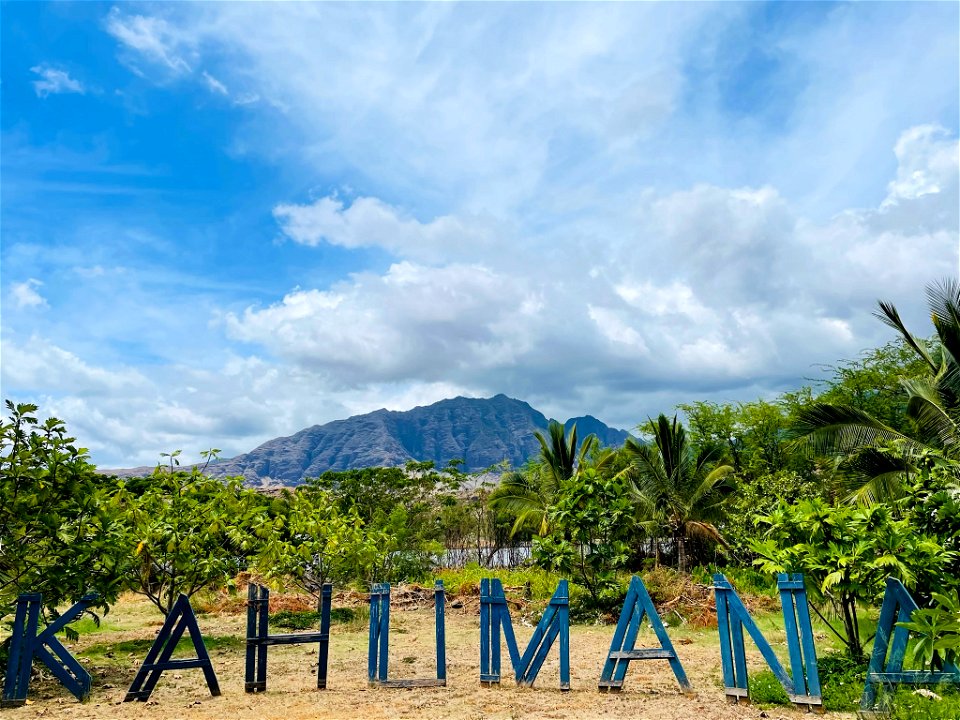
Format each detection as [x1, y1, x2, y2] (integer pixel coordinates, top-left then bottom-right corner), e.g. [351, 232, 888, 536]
[0, 401, 129, 621]
[791, 278, 960, 503]
[620, 414, 735, 570]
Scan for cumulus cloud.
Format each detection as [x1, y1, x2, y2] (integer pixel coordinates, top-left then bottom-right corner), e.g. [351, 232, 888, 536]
[231, 125, 959, 421]
[30, 65, 85, 97]
[10, 279, 48, 308]
[224, 261, 536, 384]
[273, 195, 494, 262]
[6, 4, 954, 468]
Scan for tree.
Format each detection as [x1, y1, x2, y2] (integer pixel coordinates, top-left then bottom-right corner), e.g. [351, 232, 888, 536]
[621, 414, 735, 570]
[751, 498, 954, 661]
[491, 421, 610, 537]
[256, 489, 381, 606]
[791, 278, 960, 503]
[305, 462, 459, 582]
[1, 401, 129, 625]
[121, 465, 266, 615]
[532, 467, 634, 609]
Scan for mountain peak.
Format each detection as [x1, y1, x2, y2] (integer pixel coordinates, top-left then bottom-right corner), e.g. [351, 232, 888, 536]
[129, 396, 632, 486]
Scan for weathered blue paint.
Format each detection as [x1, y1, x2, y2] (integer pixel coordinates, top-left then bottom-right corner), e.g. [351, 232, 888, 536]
[860, 577, 960, 713]
[2, 592, 97, 706]
[479, 578, 570, 690]
[244, 583, 332, 693]
[123, 594, 221, 702]
[367, 581, 447, 687]
[598, 576, 692, 695]
[435, 580, 447, 682]
[713, 573, 821, 711]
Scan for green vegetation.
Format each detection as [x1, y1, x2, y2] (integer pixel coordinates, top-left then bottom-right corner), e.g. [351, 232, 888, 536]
[3, 277, 959, 716]
[1, 401, 130, 624]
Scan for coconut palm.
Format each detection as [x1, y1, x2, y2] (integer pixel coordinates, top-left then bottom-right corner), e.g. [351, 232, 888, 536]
[491, 420, 610, 536]
[791, 278, 960, 503]
[621, 414, 735, 571]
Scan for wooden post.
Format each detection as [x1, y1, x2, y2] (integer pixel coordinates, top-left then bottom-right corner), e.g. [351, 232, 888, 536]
[435, 580, 446, 682]
[317, 584, 332, 690]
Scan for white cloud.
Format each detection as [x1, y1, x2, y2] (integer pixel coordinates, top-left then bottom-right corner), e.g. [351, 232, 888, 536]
[1, 335, 147, 395]
[30, 65, 85, 97]
[273, 195, 494, 262]
[223, 261, 536, 384]
[202, 70, 228, 95]
[7, 4, 955, 468]
[105, 7, 193, 74]
[10, 279, 48, 308]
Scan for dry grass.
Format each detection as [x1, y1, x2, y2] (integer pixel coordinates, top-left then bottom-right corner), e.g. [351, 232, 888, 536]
[12, 592, 852, 720]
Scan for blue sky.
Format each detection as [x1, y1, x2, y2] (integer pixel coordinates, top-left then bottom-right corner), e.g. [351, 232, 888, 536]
[2, 2, 958, 468]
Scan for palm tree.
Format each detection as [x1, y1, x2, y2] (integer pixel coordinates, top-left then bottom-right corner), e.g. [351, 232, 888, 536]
[491, 420, 610, 536]
[791, 278, 960, 503]
[621, 414, 735, 571]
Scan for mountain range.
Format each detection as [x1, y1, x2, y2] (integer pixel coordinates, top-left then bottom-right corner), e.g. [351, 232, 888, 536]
[111, 394, 632, 486]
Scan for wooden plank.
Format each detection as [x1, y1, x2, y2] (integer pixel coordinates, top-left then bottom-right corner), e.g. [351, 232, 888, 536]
[868, 671, 960, 684]
[255, 632, 328, 646]
[140, 658, 209, 671]
[607, 649, 676, 660]
[378, 678, 447, 688]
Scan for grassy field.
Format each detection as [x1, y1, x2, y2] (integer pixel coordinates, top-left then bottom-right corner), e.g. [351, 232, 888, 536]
[3, 587, 864, 720]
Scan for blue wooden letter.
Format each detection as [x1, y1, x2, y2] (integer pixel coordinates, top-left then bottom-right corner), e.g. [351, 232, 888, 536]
[366, 581, 447, 687]
[2, 592, 98, 706]
[599, 576, 692, 695]
[245, 583, 333, 693]
[124, 594, 220, 702]
[860, 577, 960, 713]
[713, 573, 821, 711]
[479, 578, 570, 690]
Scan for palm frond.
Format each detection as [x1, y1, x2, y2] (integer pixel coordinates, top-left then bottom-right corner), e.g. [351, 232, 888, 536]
[927, 278, 960, 365]
[788, 403, 921, 456]
[838, 448, 911, 504]
[902, 378, 960, 451]
[874, 300, 938, 373]
[683, 520, 730, 549]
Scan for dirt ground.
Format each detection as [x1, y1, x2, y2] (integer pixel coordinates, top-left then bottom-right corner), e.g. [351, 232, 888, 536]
[8, 593, 853, 720]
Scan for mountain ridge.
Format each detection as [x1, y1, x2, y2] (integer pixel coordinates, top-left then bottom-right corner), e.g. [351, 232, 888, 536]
[107, 394, 633, 485]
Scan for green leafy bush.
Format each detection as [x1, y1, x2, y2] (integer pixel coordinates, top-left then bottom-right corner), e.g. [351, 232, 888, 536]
[818, 651, 868, 711]
[746, 670, 790, 706]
